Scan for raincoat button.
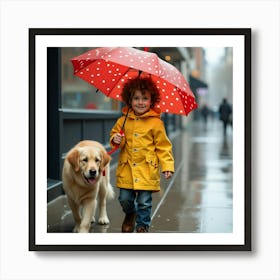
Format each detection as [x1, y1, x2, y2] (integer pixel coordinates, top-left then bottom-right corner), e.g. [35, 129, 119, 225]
[133, 163, 136, 167]
[135, 178, 139, 183]
[134, 133, 138, 137]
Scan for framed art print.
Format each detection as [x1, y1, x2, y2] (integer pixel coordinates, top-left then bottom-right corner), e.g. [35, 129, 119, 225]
[29, 28, 251, 251]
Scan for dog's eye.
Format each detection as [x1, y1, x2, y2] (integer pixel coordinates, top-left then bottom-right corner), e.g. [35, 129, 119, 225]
[82, 157, 88, 162]
[95, 158, 100, 163]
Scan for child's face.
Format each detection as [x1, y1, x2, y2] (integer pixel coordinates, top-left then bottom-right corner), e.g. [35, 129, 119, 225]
[131, 90, 152, 116]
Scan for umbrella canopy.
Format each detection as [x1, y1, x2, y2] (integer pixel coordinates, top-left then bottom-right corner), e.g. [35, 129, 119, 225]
[71, 47, 197, 116]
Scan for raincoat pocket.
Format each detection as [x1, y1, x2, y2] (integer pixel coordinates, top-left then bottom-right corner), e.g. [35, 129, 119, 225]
[116, 156, 128, 178]
[146, 155, 159, 180]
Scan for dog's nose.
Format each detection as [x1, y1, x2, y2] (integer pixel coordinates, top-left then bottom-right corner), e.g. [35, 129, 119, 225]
[89, 169, 97, 177]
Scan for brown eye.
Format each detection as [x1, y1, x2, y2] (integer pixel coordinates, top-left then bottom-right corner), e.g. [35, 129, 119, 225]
[82, 157, 88, 162]
[95, 158, 100, 163]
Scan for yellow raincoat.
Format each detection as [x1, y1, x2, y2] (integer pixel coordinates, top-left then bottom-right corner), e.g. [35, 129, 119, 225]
[110, 107, 175, 191]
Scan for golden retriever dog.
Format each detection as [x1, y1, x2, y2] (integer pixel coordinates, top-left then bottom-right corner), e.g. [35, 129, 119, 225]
[62, 140, 114, 233]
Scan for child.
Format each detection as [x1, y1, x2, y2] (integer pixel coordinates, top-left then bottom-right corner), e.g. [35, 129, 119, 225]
[110, 76, 175, 233]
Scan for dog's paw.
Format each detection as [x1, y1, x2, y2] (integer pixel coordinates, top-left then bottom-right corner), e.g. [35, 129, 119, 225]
[98, 216, 110, 225]
[91, 216, 96, 223]
[79, 227, 90, 233]
[73, 224, 90, 233]
[73, 225, 80, 233]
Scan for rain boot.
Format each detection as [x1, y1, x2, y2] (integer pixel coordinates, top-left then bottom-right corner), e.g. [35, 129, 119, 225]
[121, 212, 136, 232]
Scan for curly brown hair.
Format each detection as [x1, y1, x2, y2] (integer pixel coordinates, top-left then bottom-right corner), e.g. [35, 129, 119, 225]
[121, 76, 161, 108]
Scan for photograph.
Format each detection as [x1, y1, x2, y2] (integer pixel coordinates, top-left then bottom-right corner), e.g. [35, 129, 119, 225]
[29, 28, 251, 251]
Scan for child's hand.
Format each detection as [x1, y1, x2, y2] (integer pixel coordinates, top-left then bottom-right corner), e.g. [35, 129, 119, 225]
[113, 133, 124, 145]
[163, 171, 173, 179]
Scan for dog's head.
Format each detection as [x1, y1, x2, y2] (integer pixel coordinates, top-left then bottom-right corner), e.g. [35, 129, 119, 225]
[66, 145, 111, 185]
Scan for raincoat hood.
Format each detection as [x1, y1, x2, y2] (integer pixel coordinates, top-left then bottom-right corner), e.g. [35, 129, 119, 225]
[121, 106, 162, 119]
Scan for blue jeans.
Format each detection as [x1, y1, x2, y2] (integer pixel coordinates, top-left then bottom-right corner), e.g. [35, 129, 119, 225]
[119, 189, 152, 230]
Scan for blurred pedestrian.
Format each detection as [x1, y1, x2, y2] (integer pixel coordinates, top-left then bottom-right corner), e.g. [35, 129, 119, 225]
[110, 77, 175, 233]
[218, 98, 232, 136]
[200, 104, 209, 130]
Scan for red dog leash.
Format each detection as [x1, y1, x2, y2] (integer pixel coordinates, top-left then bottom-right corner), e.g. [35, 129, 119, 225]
[103, 130, 124, 176]
[105, 108, 129, 174]
[107, 108, 128, 155]
[107, 129, 124, 155]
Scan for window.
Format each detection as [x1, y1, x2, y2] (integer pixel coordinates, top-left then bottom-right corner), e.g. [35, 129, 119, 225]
[61, 47, 120, 111]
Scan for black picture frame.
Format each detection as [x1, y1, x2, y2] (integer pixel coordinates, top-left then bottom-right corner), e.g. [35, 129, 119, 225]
[29, 28, 251, 251]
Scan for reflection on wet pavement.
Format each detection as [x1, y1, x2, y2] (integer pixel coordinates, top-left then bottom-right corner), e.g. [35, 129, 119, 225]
[48, 119, 233, 233]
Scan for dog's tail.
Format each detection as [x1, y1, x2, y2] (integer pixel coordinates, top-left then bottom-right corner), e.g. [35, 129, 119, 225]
[103, 163, 115, 200]
[106, 183, 115, 200]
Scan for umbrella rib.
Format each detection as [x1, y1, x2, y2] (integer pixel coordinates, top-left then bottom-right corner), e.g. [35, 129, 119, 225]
[106, 67, 134, 98]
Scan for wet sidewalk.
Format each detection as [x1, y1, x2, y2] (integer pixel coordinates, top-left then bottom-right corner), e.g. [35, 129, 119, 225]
[48, 118, 233, 233]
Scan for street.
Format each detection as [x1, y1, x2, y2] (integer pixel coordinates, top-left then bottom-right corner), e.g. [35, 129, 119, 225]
[47, 118, 233, 234]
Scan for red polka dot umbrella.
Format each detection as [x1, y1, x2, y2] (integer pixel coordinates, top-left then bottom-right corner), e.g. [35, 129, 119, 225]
[71, 47, 197, 116]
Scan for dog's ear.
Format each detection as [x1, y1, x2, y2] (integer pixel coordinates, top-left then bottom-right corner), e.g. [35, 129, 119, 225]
[100, 150, 111, 171]
[66, 149, 80, 172]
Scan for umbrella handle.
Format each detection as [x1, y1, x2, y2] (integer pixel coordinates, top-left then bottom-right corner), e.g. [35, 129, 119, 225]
[107, 109, 128, 155]
[107, 129, 125, 155]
